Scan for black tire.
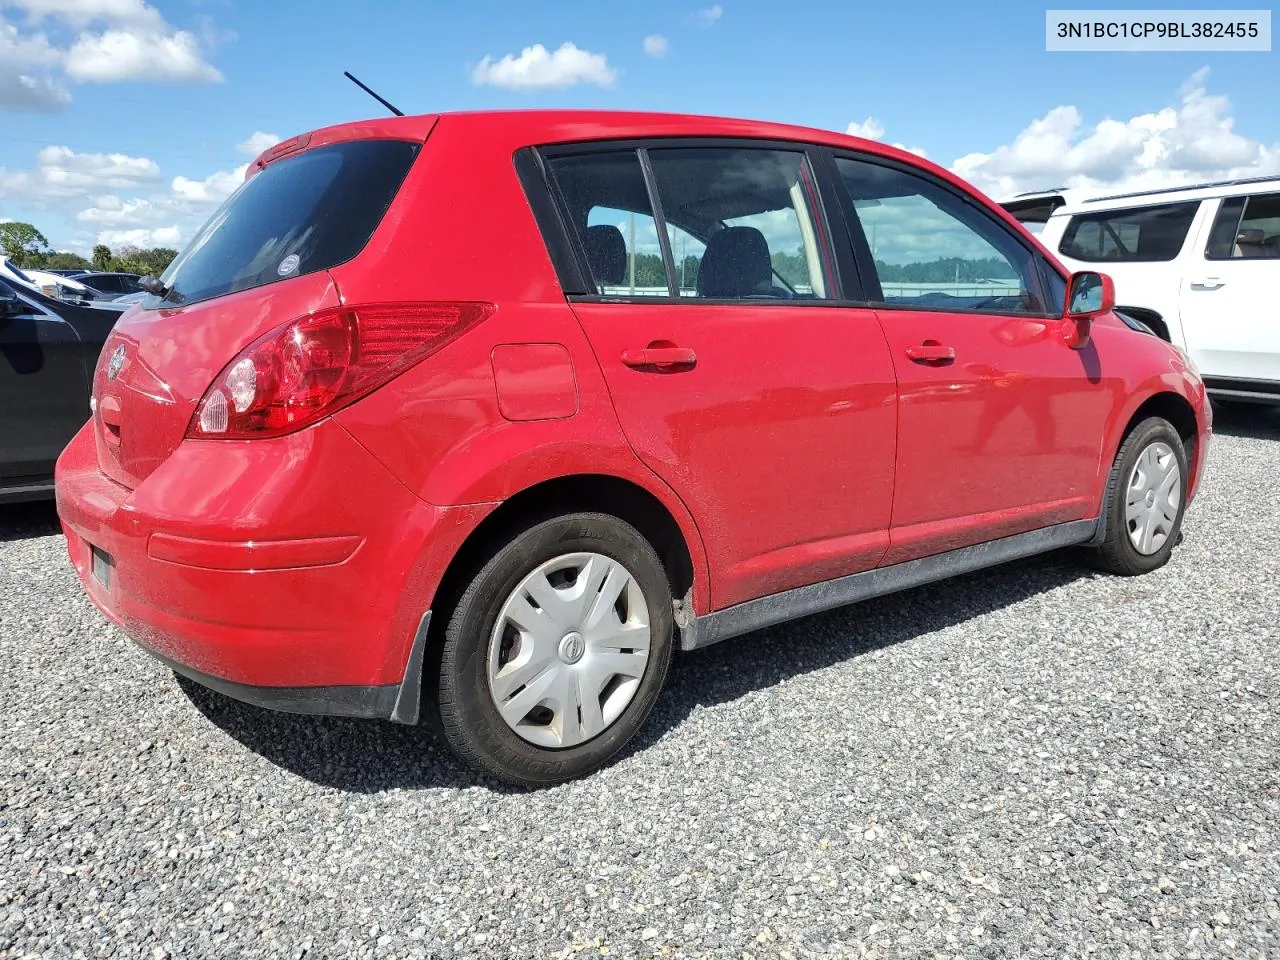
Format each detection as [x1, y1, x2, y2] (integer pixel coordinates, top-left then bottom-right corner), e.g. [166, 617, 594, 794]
[1092, 417, 1188, 576]
[435, 512, 674, 787]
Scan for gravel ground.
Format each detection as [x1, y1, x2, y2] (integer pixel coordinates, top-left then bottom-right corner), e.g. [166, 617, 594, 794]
[2, 407, 1279, 960]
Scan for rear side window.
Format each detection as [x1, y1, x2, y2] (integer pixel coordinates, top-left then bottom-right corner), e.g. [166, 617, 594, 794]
[545, 144, 832, 301]
[646, 147, 830, 299]
[1206, 192, 1280, 259]
[151, 140, 420, 308]
[1058, 201, 1198, 263]
[546, 152, 666, 296]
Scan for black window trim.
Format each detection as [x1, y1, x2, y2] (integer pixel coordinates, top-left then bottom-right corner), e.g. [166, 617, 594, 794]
[1057, 199, 1201, 265]
[513, 147, 592, 295]
[1205, 192, 1280, 261]
[531, 136, 857, 307]
[827, 149, 1067, 321]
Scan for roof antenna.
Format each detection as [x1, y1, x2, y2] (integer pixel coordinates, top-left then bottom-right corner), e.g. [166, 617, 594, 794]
[343, 71, 405, 117]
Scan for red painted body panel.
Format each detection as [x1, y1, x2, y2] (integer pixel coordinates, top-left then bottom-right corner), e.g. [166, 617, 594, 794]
[569, 301, 897, 609]
[491, 344, 578, 421]
[57, 418, 492, 686]
[53, 109, 1213, 699]
[876, 310, 1114, 565]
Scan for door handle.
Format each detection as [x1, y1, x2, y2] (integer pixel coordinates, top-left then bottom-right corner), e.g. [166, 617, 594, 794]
[905, 342, 956, 364]
[1191, 278, 1225, 290]
[620, 345, 697, 370]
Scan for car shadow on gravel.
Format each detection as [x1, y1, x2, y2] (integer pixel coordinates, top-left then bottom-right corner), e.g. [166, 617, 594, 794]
[0, 501, 60, 542]
[180, 551, 1090, 793]
[1210, 403, 1280, 441]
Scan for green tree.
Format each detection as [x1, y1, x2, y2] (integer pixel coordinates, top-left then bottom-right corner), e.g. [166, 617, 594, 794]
[0, 222, 51, 268]
[131, 247, 178, 276]
[92, 244, 113, 271]
[45, 251, 92, 271]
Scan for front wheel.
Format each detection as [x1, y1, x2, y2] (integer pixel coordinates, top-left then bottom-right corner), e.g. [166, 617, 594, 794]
[435, 513, 674, 787]
[1092, 417, 1188, 576]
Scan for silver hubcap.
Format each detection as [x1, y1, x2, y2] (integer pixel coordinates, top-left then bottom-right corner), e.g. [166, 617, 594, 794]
[487, 552, 651, 749]
[1125, 441, 1181, 555]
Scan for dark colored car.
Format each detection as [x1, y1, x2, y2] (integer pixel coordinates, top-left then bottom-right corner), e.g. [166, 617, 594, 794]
[71, 272, 145, 298]
[1, 279, 125, 502]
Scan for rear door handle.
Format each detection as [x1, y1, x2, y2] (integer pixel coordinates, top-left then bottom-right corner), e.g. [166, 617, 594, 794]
[1191, 278, 1225, 290]
[620, 346, 697, 370]
[905, 342, 956, 364]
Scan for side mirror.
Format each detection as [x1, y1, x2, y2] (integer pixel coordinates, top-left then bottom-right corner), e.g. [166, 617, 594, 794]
[1061, 271, 1114, 349]
[0, 283, 21, 317]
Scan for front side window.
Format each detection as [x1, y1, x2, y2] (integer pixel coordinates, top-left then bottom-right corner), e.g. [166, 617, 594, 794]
[1058, 201, 1198, 263]
[835, 156, 1049, 315]
[1206, 192, 1280, 259]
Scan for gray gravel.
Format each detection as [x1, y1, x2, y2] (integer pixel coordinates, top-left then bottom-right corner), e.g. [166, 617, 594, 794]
[3, 406, 1279, 960]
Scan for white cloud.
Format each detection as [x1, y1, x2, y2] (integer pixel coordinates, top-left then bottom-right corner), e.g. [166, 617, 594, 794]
[74, 194, 157, 225]
[65, 28, 222, 83]
[0, 145, 161, 202]
[171, 164, 246, 204]
[96, 225, 181, 248]
[846, 117, 886, 141]
[14, 0, 164, 28]
[1, 131, 265, 252]
[953, 68, 1280, 200]
[0, 0, 222, 109]
[0, 20, 68, 109]
[471, 42, 616, 90]
[844, 116, 928, 159]
[237, 131, 281, 156]
[643, 34, 669, 58]
[692, 4, 723, 26]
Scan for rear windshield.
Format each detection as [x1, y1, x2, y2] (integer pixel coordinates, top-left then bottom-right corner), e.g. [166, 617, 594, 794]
[147, 139, 420, 308]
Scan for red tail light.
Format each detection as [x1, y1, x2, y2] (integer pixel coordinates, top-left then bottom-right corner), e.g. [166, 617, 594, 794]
[187, 302, 494, 439]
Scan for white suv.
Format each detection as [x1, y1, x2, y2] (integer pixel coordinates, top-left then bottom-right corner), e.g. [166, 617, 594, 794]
[1003, 176, 1280, 405]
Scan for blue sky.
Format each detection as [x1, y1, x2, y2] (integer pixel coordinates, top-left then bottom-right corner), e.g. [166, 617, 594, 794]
[2, 0, 1276, 254]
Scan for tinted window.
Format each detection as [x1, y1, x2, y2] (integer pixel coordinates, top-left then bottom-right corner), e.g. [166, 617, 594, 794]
[86, 275, 121, 293]
[647, 147, 830, 299]
[1058, 201, 1198, 263]
[547, 152, 667, 296]
[835, 156, 1049, 315]
[149, 140, 419, 308]
[1207, 192, 1280, 259]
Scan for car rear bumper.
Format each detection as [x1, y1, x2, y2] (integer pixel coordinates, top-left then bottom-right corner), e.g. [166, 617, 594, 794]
[54, 420, 492, 720]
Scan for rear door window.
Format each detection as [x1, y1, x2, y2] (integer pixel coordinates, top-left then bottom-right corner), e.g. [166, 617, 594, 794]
[150, 139, 420, 308]
[1058, 201, 1199, 263]
[544, 143, 833, 301]
[646, 146, 831, 299]
[545, 151, 666, 296]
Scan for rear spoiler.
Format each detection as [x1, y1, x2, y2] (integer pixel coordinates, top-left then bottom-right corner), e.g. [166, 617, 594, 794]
[999, 194, 1067, 226]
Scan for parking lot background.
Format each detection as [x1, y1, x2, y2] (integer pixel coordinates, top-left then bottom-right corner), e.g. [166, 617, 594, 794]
[2, 407, 1278, 959]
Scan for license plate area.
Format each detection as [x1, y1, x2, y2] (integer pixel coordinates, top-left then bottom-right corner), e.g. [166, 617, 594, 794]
[91, 545, 114, 588]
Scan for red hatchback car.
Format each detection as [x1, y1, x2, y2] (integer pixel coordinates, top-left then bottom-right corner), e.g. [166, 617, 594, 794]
[56, 110, 1211, 785]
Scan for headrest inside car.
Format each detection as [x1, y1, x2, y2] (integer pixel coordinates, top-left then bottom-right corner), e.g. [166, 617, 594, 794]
[584, 225, 627, 287]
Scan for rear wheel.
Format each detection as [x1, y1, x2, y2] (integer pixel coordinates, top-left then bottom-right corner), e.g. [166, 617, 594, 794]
[435, 513, 674, 786]
[1092, 417, 1188, 576]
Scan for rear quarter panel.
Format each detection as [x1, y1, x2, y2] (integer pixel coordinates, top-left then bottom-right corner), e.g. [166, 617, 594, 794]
[328, 115, 712, 612]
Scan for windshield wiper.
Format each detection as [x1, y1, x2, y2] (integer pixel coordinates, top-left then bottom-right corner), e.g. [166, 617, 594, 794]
[139, 275, 184, 304]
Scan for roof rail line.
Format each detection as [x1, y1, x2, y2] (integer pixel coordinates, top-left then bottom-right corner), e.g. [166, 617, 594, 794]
[1085, 174, 1280, 204]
